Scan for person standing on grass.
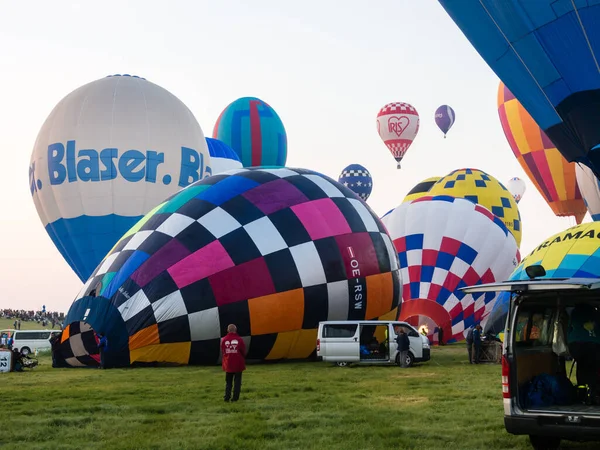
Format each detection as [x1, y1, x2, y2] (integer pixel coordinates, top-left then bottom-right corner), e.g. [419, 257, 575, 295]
[466, 326, 474, 364]
[473, 325, 482, 364]
[395, 327, 410, 368]
[221, 324, 246, 402]
[438, 326, 444, 346]
[97, 332, 108, 369]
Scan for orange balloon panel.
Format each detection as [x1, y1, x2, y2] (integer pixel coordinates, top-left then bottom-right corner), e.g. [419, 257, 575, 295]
[497, 82, 586, 224]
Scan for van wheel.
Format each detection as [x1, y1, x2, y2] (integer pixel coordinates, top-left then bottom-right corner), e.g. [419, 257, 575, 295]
[20, 347, 31, 356]
[529, 435, 560, 450]
[395, 352, 414, 367]
[336, 362, 348, 367]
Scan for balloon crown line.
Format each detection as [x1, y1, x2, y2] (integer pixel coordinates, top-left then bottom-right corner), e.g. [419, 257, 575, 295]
[105, 74, 147, 80]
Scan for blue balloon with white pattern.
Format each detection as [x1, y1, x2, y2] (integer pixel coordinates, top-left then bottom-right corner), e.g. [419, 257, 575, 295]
[205, 138, 243, 175]
[338, 164, 373, 201]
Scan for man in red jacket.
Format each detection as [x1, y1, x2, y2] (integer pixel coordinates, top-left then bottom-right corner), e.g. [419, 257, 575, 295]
[221, 324, 246, 402]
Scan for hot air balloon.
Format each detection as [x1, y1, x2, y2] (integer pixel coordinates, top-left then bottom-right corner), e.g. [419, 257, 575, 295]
[498, 82, 587, 223]
[29, 74, 212, 282]
[507, 177, 526, 204]
[337, 164, 373, 201]
[213, 97, 287, 168]
[438, 0, 600, 179]
[576, 163, 600, 221]
[428, 168, 522, 247]
[382, 196, 520, 343]
[484, 222, 600, 336]
[403, 176, 441, 204]
[434, 105, 455, 138]
[376, 103, 419, 169]
[60, 167, 401, 368]
[205, 138, 243, 175]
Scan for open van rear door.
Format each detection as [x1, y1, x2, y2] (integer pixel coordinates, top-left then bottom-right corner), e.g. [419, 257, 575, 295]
[460, 278, 600, 294]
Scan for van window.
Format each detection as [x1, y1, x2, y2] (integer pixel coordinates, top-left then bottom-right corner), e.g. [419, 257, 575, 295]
[323, 324, 358, 338]
[14, 331, 51, 341]
[514, 306, 554, 346]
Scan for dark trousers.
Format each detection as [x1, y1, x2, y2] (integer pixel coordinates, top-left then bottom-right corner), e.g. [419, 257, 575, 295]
[467, 342, 473, 363]
[225, 372, 242, 401]
[473, 343, 481, 364]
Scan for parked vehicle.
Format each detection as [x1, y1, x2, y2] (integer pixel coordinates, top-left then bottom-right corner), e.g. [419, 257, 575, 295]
[463, 270, 600, 450]
[0, 329, 60, 355]
[316, 320, 430, 367]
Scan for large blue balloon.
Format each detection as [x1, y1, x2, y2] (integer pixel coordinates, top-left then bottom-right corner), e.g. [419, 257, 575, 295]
[438, 0, 600, 179]
[338, 164, 373, 201]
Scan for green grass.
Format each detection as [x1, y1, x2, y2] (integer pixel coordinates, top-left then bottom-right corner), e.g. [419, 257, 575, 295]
[0, 318, 59, 331]
[1, 344, 597, 449]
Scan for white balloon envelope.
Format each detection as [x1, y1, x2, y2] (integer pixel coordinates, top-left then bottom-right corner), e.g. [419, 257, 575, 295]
[507, 177, 526, 203]
[29, 74, 212, 281]
[575, 163, 600, 221]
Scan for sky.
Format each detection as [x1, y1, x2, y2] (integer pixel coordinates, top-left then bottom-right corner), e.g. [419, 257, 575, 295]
[0, 0, 588, 313]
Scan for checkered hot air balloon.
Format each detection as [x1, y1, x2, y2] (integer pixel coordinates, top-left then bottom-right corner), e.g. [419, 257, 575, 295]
[428, 168, 522, 247]
[402, 177, 441, 204]
[61, 167, 401, 368]
[376, 102, 419, 169]
[382, 195, 520, 344]
[338, 164, 373, 201]
[498, 82, 587, 224]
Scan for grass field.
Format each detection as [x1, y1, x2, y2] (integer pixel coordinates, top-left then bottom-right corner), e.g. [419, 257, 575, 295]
[0, 317, 60, 331]
[2, 342, 599, 450]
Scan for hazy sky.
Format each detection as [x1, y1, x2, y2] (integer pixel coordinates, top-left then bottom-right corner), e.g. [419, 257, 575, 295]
[0, 0, 587, 313]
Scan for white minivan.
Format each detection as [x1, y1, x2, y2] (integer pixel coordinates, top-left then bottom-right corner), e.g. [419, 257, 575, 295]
[462, 274, 600, 450]
[1, 329, 60, 355]
[316, 320, 431, 367]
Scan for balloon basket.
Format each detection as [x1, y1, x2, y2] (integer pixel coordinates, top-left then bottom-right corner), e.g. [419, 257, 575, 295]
[396, 162, 401, 169]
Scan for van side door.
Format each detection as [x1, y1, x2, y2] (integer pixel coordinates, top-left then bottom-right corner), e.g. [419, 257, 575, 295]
[321, 324, 360, 363]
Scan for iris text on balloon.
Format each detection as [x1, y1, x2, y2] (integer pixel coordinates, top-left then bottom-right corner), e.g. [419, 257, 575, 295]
[46, 140, 211, 188]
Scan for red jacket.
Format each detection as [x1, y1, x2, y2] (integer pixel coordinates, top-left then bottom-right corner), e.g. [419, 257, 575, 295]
[221, 333, 246, 373]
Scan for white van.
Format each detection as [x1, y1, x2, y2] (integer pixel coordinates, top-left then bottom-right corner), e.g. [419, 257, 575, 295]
[316, 320, 431, 367]
[0, 329, 60, 355]
[463, 274, 600, 450]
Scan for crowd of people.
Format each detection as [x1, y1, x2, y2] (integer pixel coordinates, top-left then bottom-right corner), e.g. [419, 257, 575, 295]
[1, 308, 65, 330]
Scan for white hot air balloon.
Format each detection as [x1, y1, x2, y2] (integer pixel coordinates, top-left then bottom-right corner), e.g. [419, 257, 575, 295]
[381, 195, 520, 343]
[29, 74, 212, 282]
[575, 163, 600, 221]
[507, 177, 526, 203]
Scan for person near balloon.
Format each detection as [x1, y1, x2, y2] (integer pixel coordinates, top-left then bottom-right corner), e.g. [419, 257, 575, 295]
[438, 326, 444, 346]
[395, 327, 410, 368]
[221, 324, 247, 402]
[465, 326, 474, 364]
[97, 332, 108, 369]
[473, 325, 483, 364]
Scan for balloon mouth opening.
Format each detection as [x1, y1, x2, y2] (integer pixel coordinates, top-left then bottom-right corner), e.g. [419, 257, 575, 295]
[56, 321, 102, 368]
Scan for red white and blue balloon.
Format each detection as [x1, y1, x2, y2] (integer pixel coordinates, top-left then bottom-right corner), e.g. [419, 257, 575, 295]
[338, 164, 373, 201]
